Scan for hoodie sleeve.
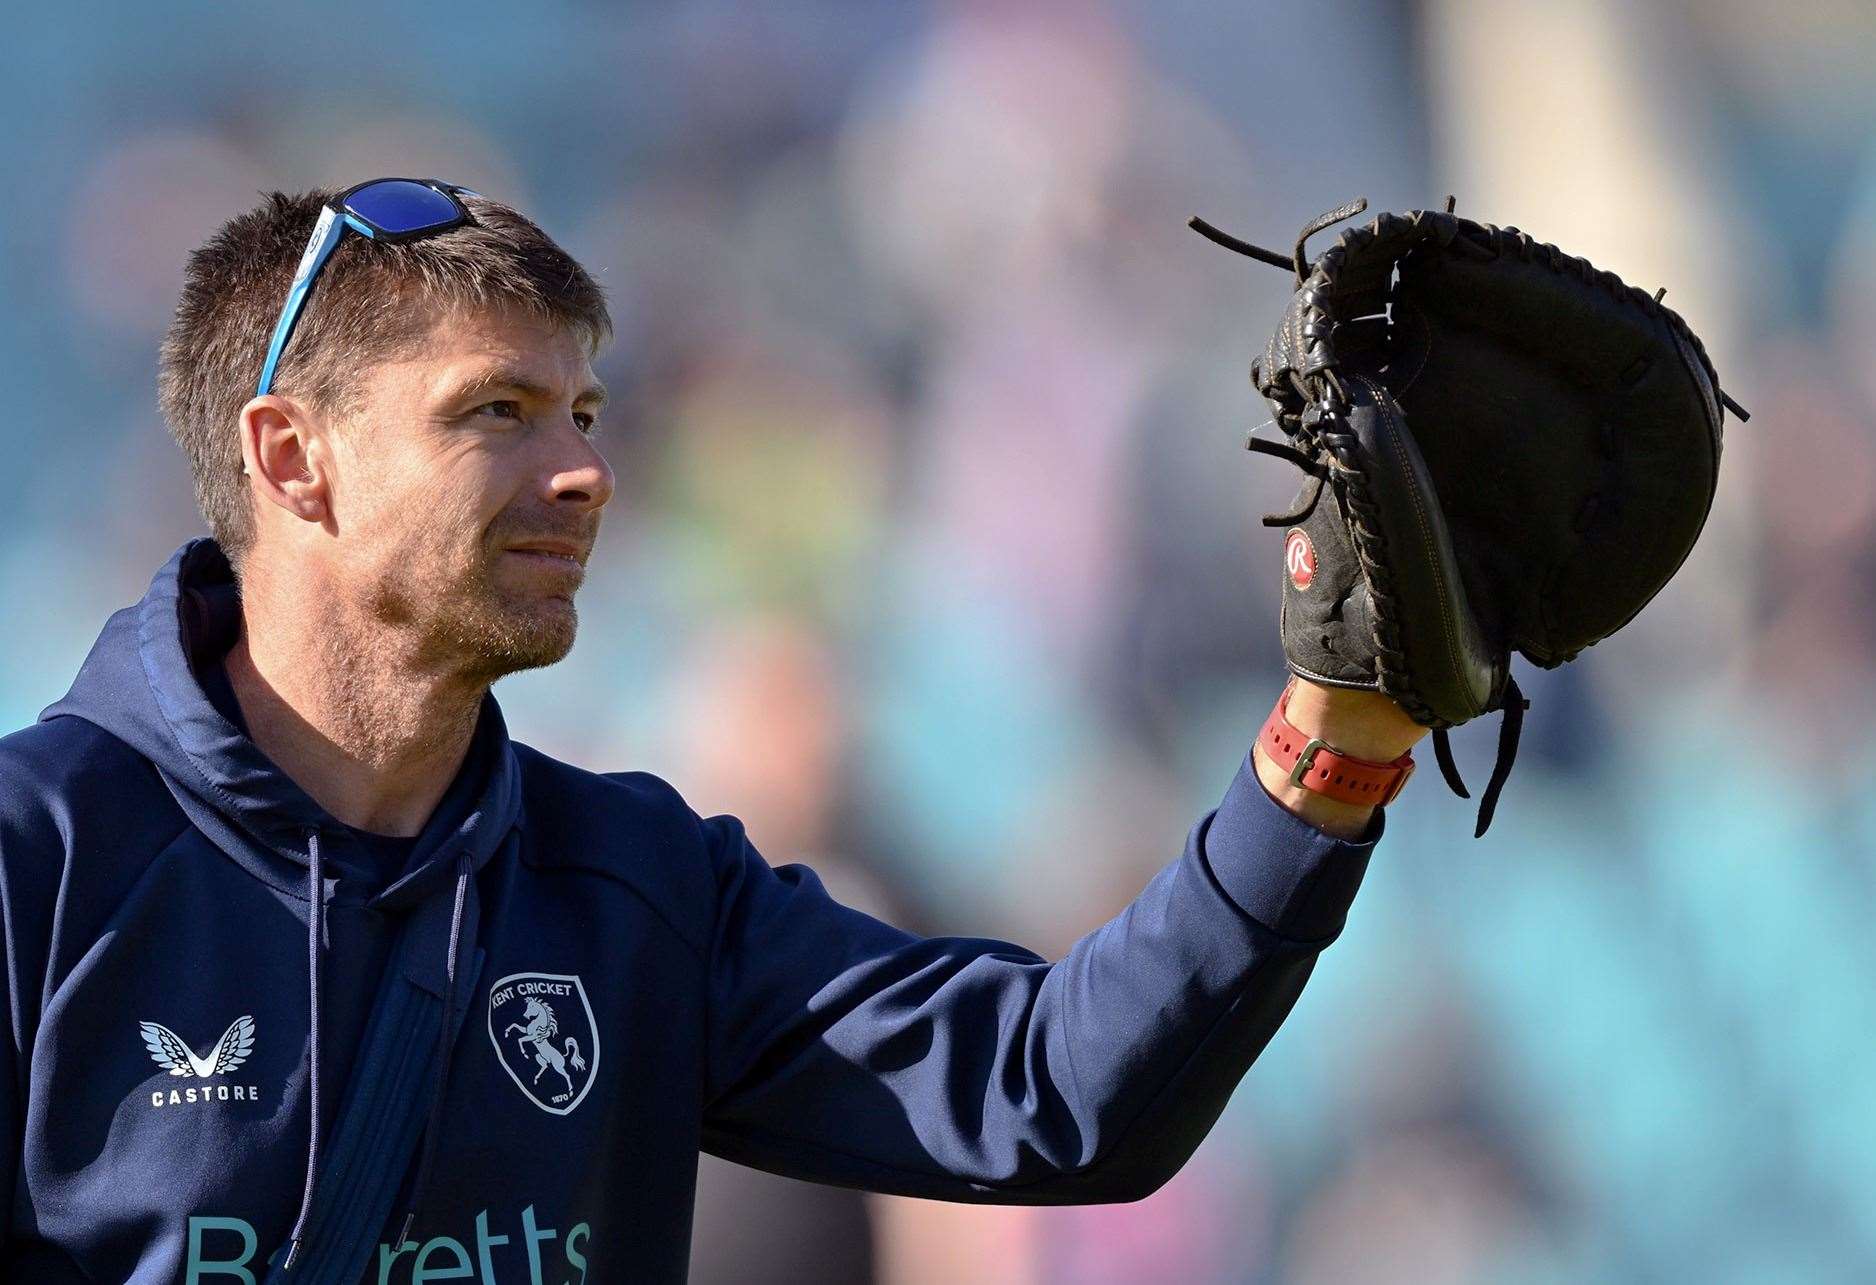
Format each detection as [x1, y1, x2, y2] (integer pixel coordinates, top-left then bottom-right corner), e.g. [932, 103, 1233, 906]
[698, 746, 1380, 1203]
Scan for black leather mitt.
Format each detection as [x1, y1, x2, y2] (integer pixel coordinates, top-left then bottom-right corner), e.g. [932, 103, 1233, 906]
[1193, 199, 1747, 836]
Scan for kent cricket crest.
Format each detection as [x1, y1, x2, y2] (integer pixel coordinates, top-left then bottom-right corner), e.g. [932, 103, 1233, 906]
[487, 972, 600, 1116]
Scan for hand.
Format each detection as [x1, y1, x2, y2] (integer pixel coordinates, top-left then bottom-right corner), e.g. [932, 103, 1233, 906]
[1251, 678, 1428, 841]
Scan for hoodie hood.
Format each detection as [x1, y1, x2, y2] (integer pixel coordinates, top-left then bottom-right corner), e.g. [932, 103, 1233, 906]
[38, 535, 523, 1271]
[39, 536, 524, 907]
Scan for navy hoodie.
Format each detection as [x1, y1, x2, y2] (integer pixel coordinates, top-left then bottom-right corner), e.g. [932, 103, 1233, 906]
[0, 538, 1382, 1283]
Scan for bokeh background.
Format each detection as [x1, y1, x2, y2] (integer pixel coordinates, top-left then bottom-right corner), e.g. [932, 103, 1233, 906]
[4, 1, 1873, 1280]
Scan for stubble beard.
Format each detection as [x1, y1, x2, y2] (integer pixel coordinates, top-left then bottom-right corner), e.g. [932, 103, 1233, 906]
[438, 564, 578, 683]
[367, 538, 579, 686]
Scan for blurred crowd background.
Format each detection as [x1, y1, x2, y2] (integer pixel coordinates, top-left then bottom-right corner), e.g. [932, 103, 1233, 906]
[4, 0, 1873, 1280]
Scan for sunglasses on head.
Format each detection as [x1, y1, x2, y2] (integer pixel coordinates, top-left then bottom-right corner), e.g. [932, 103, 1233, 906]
[255, 177, 482, 397]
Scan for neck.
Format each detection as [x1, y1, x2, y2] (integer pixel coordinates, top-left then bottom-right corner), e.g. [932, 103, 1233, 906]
[222, 570, 485, 839]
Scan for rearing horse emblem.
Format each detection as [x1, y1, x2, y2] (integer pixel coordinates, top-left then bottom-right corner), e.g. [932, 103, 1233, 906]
[486, 972, 600, 1116]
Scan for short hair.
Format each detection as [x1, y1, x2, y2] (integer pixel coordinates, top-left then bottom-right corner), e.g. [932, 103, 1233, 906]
[157, 187, 612, 574]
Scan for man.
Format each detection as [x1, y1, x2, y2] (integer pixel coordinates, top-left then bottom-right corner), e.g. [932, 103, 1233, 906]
[0, 179, 1424, 1282]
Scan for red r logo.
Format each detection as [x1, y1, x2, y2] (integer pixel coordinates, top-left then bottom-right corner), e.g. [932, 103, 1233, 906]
[1285, 529, 1315, 590]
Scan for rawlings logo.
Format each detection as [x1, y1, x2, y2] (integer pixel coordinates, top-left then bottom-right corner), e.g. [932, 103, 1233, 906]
[1285, 529, 1316, 590]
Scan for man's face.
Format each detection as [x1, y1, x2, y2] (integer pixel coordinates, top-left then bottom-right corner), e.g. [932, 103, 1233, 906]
[322, 303, 614, 682]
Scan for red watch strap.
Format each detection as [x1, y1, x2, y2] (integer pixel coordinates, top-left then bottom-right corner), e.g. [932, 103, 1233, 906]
[1259, 680, 1415, 806]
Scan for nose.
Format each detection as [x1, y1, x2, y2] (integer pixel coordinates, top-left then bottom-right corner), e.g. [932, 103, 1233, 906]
[541, 421, 615, 514]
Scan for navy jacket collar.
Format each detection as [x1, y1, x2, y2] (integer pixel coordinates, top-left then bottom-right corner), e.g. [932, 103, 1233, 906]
[39, 536, 524, 906]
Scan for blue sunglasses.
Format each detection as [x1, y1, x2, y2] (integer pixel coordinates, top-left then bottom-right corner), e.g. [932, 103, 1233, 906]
[255, 177, 481, 397]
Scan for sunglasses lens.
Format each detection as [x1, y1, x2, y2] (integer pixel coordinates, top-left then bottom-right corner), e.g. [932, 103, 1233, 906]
[345, 180, 463, 235]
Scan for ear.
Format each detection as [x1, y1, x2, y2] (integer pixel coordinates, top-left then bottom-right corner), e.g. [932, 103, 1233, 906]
[237, 393, 331, 524]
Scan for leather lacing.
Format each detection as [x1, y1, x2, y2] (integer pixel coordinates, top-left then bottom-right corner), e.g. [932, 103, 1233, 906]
[1192, 197, 1747, 834]
[1193, 197, 1561, 837]
[1245, 412, 1530, 837]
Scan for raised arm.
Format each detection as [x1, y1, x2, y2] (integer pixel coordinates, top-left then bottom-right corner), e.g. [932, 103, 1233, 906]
[699, 681, 1410, 1204]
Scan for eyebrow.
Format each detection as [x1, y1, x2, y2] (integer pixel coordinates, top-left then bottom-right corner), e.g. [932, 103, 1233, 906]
[441, 367, 609, 411]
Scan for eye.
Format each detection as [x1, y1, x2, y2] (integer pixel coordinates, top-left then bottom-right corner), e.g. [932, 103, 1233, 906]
[476, 400, 523, 421]
[574, 412, 600, 436]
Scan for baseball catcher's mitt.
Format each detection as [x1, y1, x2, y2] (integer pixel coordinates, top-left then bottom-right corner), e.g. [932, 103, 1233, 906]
[1192, 198, 1747, 836]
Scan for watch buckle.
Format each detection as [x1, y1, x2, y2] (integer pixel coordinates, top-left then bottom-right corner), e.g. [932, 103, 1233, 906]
[1287, 739, 1328, 788]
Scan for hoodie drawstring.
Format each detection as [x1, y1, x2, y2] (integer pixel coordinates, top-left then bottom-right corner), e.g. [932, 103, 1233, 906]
[283, 827, 326, 1271]
[396, 852, 473, 1247]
